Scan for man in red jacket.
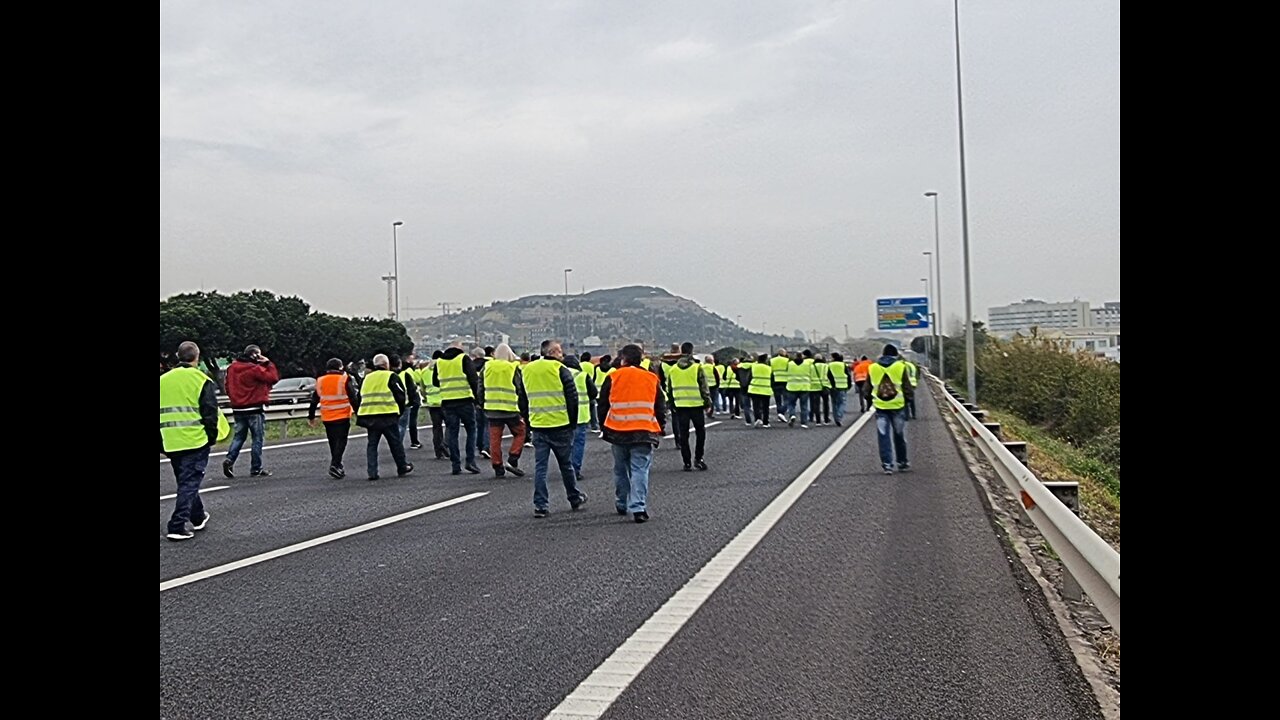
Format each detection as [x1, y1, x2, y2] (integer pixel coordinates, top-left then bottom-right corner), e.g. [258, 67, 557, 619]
[222, 344, 279, 478]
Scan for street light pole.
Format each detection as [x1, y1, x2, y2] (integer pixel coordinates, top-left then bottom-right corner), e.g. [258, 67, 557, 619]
[923, 251, 935, 370]
[392, 221, 404, 321]
[951, 0, 977, 402]
[563, 268, 573, 342]
[925, 192, 944, 381]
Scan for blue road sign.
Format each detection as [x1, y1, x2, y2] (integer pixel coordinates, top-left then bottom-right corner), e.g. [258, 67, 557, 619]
[877, 297, 931, 330]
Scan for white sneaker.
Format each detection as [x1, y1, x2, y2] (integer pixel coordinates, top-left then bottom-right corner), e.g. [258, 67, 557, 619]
[192, 512, 211, 531]
[166, 530, 194, 541]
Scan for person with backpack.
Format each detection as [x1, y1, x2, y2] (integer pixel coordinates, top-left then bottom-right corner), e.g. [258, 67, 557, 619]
[867, 344, 912, 474]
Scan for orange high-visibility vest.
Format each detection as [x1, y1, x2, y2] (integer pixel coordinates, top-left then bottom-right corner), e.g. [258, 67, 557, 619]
[854, 360, 872, 382]
[604, 367, 661, 433]
[317, 373, 353, 422]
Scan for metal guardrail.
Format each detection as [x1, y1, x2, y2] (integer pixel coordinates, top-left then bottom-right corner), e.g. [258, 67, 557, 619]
[930, 374, 1120, 636]
[216, 390, 312, 408]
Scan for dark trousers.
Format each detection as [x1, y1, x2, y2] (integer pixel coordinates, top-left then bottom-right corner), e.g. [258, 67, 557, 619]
[855, 381, 868, 411]
[726, 390, 740, 416]
[366, 423, 408, 478]
[773, 383, 787, 419]
[819, 390, 831, 423]
[475, 407, 490, 452]
[444, 402, 478, 471]
[428, 407, 445, 457]
[408, 405, 421, 445]
[674, 407, 706, 464]
[751, 394, 771, 425]
[489, 416, 526, 466]
[324, 419, 350, 468]
[167, 446, 210, 534]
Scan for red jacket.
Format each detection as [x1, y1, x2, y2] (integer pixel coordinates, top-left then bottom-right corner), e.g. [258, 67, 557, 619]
[225, 358, 279, 411]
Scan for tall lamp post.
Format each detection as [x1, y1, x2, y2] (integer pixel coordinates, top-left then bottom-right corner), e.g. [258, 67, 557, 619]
[923, 251, 935, 369]
[392, 221, 404, 321]
[563, 268, 573, 342]
[950, 0, 977, 401]
[924, 193, 943, 380]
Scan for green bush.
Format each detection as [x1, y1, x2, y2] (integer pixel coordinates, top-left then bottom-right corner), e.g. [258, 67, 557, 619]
[980, 335, 1120, 447]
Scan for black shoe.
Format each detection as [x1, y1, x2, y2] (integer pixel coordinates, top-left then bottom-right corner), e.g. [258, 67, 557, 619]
[683, 464, 693, 472]
[222, 460, 234, 478]
[452, 468, 462, 476]
[634, 511, 649, 523]
[616, 507, 627, 516]
[250, 469, 272, 477]
[435, 452, 447, 460]
[328, 466, 342, 479]
[410, 442, 423, 450]
[835, 420, 843, 426]
[191, 512, 211, 531]
[336, 466, 346, 478]
[398, 464, 414, 477]
[505, 459, 525, 477]
[465, 464, 482, 475]
[368, 475, 380, 481]
[695, 459, 707, 471]
[493, 465, 506, 478]
[166, 529, 195, 541]
[897, 463, 911, 472]
[534, 508, 549, 518]
[576, 470, 586, 480]
[571, 493, 588, 511]
[480, 450, 492, 459]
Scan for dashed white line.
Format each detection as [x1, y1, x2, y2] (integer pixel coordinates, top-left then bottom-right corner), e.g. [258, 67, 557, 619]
[544, 410, 872, 719]
[159, 485, 230, 501]
[663, 420, 722, 440]
[159, 492, 489, 593]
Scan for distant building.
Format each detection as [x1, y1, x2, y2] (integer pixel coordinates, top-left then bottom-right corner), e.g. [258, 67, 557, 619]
[1039, 327, 1121, 357]
[1091, 301, 1120, 329]
[988, 299, 1091, 336]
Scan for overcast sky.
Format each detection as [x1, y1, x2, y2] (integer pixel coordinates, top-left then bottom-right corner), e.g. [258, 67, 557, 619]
[160, 0, 1119, 338]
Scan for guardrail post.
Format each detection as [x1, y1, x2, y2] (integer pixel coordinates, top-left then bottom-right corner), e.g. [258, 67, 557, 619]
[1002, 441, 1029, 468]
[1043, 482, 1083, 601]
[982, 422, 1002, 439]
[971, 409, 987, 422]
[962, 402, 976, 411]
[281, 421, 289, 441]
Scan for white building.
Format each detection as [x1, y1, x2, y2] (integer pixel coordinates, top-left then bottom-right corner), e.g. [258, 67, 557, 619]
[1091, 301, 1120, 329]
[1039, 328, 1121, 357]
[988, 299, 1092, 336]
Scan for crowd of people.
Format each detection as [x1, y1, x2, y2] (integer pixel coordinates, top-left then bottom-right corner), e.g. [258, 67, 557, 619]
[161, 337, 920, 539]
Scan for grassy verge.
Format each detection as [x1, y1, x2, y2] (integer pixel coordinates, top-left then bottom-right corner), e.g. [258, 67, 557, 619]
[211, 418, 332, 450]
[986, 409, 1120, 551]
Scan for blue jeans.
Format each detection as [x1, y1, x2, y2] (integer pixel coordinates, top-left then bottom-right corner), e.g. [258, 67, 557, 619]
[475, 406, 490, 452]
[532, 426, 584, 510]
[571, 424, 588, 477]
[166, 446, 210, 533]
[740, 390, 754, 424]
[875, 408, 908, 468]
[612, 443, 653, 514]
[398, 407, 412, 443]
[784, 391, 810, 424]
[444, 403, 478, 471]
[367, 423, 408, 478]
[226, 412, 265, 473]
[831, 389, 848, 424]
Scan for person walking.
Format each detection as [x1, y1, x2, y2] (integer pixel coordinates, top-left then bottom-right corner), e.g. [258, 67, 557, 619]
[470, 347, 492, 459]
[160, 341, 228, 541]
[308, 357, 360, 478]
[222, 344, 279, 478]
[770, 348, 791, 423]
[478, 343, 527, 477]
[664, 342, 712, 471]
[434, 340, 482, 475]
[827, 352, 852, 426]
[563, 355, 596, 482]
[868, 344, 912, 473]
[393, 355, 421, 447]
[357, 354, 413, 480]
[747, 353, 774, 428]
[854, 355, 872, 413]
[524, 341, 586, 517]
[599, 344, 666, 523]
[423, 352, 446, 459]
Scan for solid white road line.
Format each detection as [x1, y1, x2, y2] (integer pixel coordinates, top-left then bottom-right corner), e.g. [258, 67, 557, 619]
[159, 492, 489, 593]
[158, 485, 230, 501]
[544, 411, 872, 719]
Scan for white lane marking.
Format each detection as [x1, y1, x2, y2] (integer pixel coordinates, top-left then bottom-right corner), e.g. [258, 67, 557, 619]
[158, 485, 230, 501]
[160, 424, 436, 464]
[545, 411, 872, 719]
[159, 492, 488, 592]
[663, 420, 723, 440]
